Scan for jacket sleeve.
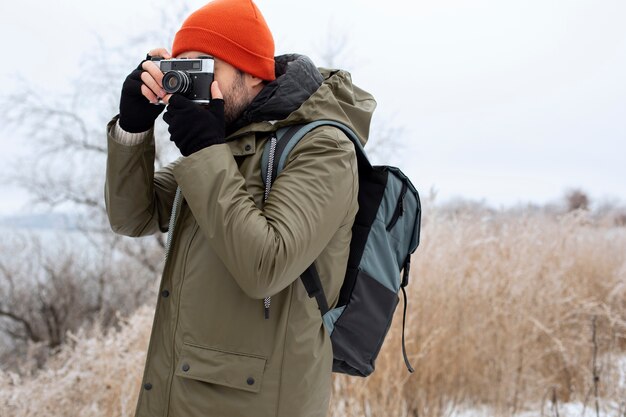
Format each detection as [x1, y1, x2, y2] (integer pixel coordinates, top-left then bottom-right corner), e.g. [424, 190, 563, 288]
[104, 116, 179, 237]
[172, 128, 358, 299]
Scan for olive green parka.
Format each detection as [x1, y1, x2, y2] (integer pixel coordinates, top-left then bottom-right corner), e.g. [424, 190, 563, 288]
[105, 55, 375, 417]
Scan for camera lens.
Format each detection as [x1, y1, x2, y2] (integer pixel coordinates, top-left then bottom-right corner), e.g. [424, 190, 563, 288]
[163, 70, 192, 94]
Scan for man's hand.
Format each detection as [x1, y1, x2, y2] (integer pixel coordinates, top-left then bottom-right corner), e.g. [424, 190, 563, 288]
[163, 81, 226, 157]
[118, 48, 172, 133]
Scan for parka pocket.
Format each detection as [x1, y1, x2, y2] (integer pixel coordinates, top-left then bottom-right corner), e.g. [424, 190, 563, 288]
[175, 342, 267, 393]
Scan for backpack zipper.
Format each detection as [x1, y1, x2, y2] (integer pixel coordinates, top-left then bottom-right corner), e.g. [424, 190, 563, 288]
[386, 180, 408, 231]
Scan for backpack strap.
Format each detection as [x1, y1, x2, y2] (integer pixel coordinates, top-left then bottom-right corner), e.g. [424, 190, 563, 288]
[401, 256, 415, 373]
[262, 120, 371, 187]
[301, 264, 330, 315]
[261, 121, 366, 315]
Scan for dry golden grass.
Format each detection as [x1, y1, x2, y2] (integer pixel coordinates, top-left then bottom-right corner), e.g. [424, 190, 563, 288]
[0, 306, 152, 416]
[329, 206, 626, 416]
[1, 205, 625, 416]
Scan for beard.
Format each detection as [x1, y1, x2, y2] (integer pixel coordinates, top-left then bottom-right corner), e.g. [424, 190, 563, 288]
[222, 72, 252, 126]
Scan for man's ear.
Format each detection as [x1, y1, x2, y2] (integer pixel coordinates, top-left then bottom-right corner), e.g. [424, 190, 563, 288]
[245, 73, 265, 90]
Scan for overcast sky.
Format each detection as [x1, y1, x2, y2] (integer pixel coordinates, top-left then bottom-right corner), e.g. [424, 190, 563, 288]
[0, 0, 625, 215]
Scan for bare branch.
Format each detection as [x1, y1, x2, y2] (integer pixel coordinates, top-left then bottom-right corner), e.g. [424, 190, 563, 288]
[0, 307, 42, 344]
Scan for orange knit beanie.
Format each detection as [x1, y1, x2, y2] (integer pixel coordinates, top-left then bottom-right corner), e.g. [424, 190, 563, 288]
[172, 0, 276, 81]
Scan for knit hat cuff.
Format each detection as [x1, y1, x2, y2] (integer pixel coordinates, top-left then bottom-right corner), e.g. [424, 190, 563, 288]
[172, 26, 276, 81]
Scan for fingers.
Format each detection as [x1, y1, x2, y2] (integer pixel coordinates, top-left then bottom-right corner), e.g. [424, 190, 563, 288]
[140, 68, 167, 102]
[161, 93, 173, 105]
[148, 48, 172, 59]
[142, 59, 166, 88]
[140, 55, 167, 104]
[211, 81, 223, 100]
[141, 84, 159, 104]
[138, 48, 174, 104]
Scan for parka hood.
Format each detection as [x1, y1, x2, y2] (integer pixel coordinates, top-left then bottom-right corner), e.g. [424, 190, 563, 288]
[227, 54, 376, 146]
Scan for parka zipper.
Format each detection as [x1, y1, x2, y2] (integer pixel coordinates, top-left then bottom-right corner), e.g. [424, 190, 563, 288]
[165, 187, 183, 263]
[386, 180, 408, 231]
[262, 134, 278, 319]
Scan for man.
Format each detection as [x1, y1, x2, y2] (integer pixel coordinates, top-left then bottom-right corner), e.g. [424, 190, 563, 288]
[105, 0, 375, 415]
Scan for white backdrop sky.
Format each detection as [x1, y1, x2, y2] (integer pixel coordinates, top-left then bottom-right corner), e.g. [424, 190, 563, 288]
[1, 0, 625, 215]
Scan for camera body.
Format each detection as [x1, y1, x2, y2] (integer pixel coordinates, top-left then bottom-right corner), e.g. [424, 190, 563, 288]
[152, 56, 214, 104]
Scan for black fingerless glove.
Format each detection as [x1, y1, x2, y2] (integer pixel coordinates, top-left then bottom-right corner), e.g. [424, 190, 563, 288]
[163, 94, 226, 157]
[118, 58, 165, 133]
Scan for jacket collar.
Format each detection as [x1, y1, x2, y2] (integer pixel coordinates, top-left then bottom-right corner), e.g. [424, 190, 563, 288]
[226, 54, 323, 137]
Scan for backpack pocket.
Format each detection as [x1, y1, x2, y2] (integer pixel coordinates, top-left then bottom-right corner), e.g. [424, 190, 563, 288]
[330, 269, 399, 377]
[383, 168, 421, 255]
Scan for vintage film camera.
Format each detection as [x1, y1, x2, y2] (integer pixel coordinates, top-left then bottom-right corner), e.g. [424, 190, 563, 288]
[151, 56, 214, 104]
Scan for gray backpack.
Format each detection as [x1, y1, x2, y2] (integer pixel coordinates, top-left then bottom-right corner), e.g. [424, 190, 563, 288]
[261, 120, 421, 377]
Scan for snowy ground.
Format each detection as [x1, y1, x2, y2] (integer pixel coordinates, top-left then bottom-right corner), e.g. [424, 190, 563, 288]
[452, 403, 625, 417]
[450, 355, 626, 417]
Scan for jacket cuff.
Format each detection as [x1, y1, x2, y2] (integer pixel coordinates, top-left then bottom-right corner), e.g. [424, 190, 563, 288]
[110, 118, 153, 146]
